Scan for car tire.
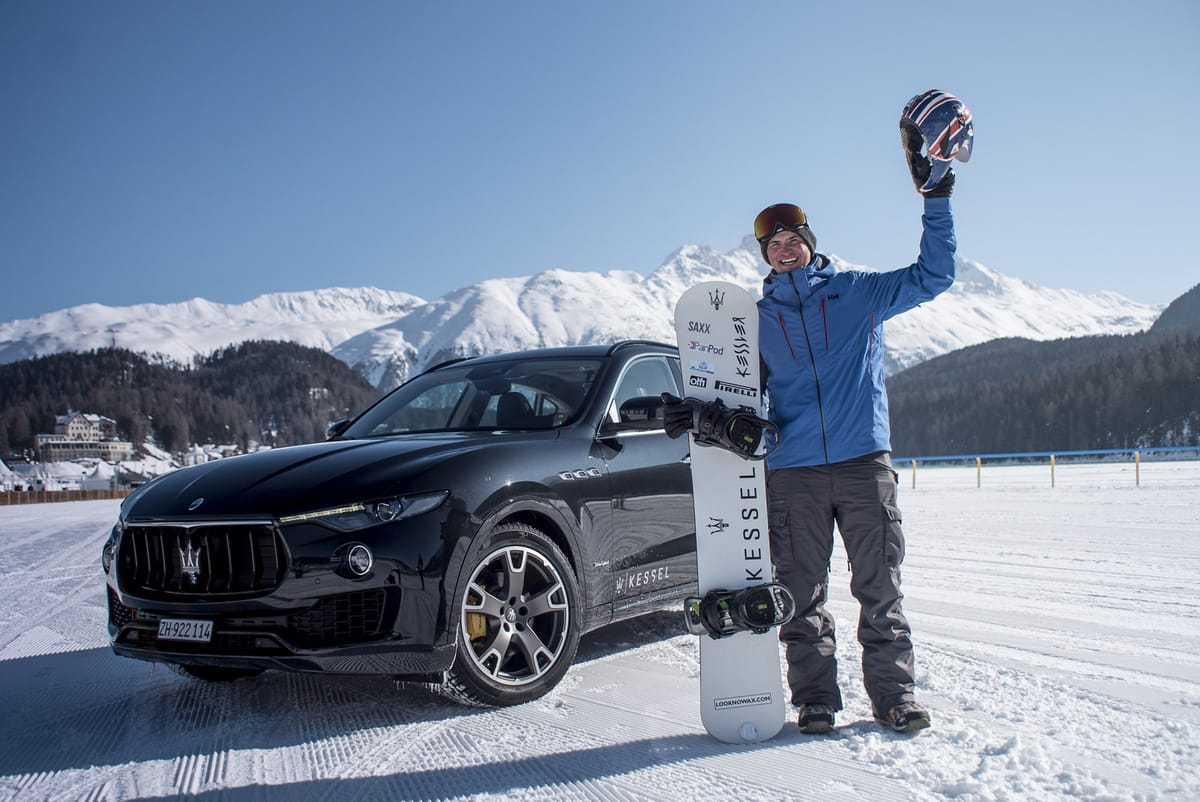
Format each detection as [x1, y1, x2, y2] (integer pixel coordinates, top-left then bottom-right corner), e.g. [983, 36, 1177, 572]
[443, 522, 581, 706]
[181, 665, 265, 682]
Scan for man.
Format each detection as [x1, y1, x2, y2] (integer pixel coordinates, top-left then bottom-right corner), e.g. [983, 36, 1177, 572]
[669, 91, 972, 735]
[753, 181, 951, 735]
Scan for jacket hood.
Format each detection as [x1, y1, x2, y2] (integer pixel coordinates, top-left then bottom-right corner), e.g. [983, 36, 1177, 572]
[761, 253, 834, 301]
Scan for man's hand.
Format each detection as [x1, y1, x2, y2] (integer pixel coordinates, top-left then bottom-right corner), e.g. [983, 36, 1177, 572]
[901, 121, 954, 197]
[901, 122, 931, 190]
[661, 393, 778, 460]
[661, 393, 696, 439]
[923, 169, 955, 198]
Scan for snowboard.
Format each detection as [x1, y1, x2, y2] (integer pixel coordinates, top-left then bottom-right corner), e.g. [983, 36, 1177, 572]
[673, 280, 787, 744]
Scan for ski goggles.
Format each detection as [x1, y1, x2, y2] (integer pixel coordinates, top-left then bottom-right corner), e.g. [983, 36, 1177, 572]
[754, 203, 809, 242]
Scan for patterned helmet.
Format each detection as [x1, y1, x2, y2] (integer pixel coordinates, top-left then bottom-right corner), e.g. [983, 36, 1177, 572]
[900, 90, 974, 193]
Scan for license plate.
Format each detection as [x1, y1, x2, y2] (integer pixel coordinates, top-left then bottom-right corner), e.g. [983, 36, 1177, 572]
[157, 618, 214, 642]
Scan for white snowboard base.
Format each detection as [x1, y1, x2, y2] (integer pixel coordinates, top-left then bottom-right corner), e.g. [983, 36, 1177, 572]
[674, 280, 787, 743]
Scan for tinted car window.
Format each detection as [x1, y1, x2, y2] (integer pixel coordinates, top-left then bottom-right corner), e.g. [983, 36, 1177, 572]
[608, 355, 683, 424]
[345, 357, 604, 436]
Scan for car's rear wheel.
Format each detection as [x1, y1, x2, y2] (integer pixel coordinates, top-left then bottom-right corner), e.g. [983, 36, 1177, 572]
[444, 522, 581, 706]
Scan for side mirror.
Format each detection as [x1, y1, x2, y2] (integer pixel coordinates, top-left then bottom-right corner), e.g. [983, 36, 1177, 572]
[599, 395, 666, 436]
[619, 395, 665, 424]
[326, 418, 351, 440]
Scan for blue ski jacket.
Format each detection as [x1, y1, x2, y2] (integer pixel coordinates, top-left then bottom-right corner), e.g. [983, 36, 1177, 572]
[757, 196, 956, 468]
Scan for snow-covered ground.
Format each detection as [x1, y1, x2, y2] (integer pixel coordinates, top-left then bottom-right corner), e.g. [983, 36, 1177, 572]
[0, 460, 1197, 801]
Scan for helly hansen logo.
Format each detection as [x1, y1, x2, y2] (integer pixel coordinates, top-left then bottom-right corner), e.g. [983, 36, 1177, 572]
[825, 294, 839, 302]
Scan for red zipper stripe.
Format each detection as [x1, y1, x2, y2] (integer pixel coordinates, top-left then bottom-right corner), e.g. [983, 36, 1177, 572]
[820, 297, 829, 349]
[777, 312, 797, 360]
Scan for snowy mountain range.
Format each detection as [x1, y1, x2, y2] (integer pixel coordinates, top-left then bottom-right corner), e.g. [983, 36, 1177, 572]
[0, 237, 1163, 389]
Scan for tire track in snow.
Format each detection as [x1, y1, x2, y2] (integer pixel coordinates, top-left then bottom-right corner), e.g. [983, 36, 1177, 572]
[0, 503, 119, 656]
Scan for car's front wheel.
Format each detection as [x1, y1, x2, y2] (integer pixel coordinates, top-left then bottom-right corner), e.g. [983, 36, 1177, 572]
[444, 523, 581, 706]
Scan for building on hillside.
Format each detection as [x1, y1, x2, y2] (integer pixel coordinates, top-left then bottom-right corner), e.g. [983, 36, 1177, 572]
[35, 411, 134, 463]
[57, 410, 118, 441]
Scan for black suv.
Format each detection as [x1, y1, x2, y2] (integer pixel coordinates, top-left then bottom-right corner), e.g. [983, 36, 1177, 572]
[104, 341, 696, 705]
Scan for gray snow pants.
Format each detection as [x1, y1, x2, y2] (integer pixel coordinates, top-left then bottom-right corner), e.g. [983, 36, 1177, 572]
[766, 451, 916, 714]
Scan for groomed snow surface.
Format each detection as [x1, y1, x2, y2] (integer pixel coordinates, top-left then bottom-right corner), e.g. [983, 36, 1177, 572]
[1, 460, 1197, 801]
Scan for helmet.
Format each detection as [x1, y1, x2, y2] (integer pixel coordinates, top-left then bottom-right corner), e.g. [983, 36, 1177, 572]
[900, 90, 974, 193]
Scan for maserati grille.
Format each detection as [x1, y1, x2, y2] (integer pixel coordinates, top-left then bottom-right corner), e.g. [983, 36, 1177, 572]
[118, 522, 287, 599]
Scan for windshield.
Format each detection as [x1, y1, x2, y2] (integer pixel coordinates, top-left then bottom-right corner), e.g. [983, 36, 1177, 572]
[343, 356, 605, 437]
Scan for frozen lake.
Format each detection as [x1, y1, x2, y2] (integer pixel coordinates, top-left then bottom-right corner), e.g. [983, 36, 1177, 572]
[0, 459, 1197, 800]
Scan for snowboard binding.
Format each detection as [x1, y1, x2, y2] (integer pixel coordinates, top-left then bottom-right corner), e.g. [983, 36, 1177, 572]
[663, 394, 778, 460]
[684, 582, 796, 639]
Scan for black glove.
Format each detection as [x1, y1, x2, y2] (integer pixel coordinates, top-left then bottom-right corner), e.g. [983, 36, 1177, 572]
[661, 393, 696, 439]
[923, 169, 955, 198]
[901, 121, 954, 198]
[901, 121, 931, 191]
[661, 393, 778, 459]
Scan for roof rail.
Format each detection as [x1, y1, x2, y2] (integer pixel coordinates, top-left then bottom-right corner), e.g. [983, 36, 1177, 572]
[607, 339, 676, 355]
[424, 356, 473, 373]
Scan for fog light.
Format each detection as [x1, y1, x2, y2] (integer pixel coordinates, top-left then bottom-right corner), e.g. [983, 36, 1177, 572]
[346, 544, 373, 577]
[374, 500, 401, 521]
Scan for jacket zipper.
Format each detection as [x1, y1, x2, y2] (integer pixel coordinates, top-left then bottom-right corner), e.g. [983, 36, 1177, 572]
[786, 273, 830, 463]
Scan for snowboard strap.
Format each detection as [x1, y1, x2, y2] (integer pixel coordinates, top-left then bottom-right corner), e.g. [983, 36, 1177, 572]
[691, 398, 778, 461]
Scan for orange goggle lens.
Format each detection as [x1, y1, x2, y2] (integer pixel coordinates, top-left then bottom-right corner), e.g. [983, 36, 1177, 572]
[754, 203, 808, 241]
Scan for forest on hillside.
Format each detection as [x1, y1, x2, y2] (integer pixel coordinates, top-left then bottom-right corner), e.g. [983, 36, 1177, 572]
[0, 341, 379, 456]
[888, 329, 1200, 456]
[2, 282, 1198, 461]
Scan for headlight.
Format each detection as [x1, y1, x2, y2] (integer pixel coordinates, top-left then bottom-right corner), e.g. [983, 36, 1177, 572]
[278, 490, 449, 531]
[101, 521, 122, 574]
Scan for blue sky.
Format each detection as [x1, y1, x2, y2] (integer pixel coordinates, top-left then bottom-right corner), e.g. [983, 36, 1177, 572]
[3, 1, 1197, 323]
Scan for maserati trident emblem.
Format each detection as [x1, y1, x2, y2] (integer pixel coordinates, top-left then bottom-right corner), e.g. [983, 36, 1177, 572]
[178, 539, 203, 584]
[708, 289, 726, 310]
[188, 497, 205, 511]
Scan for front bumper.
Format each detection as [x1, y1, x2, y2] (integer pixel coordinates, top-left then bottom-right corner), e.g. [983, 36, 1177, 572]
[104, 510, 462, 678]
[107, 585, 457, 677]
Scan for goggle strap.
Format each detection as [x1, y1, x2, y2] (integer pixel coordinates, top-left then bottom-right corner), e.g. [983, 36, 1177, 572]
[757, 222, 808, 244]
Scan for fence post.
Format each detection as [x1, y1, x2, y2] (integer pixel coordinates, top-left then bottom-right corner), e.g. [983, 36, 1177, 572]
[1050, 454, 1056, 488]
[976, 456, 982, 488]
[911, 459, 917, 489]
[1135, 451, 1141, 487]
